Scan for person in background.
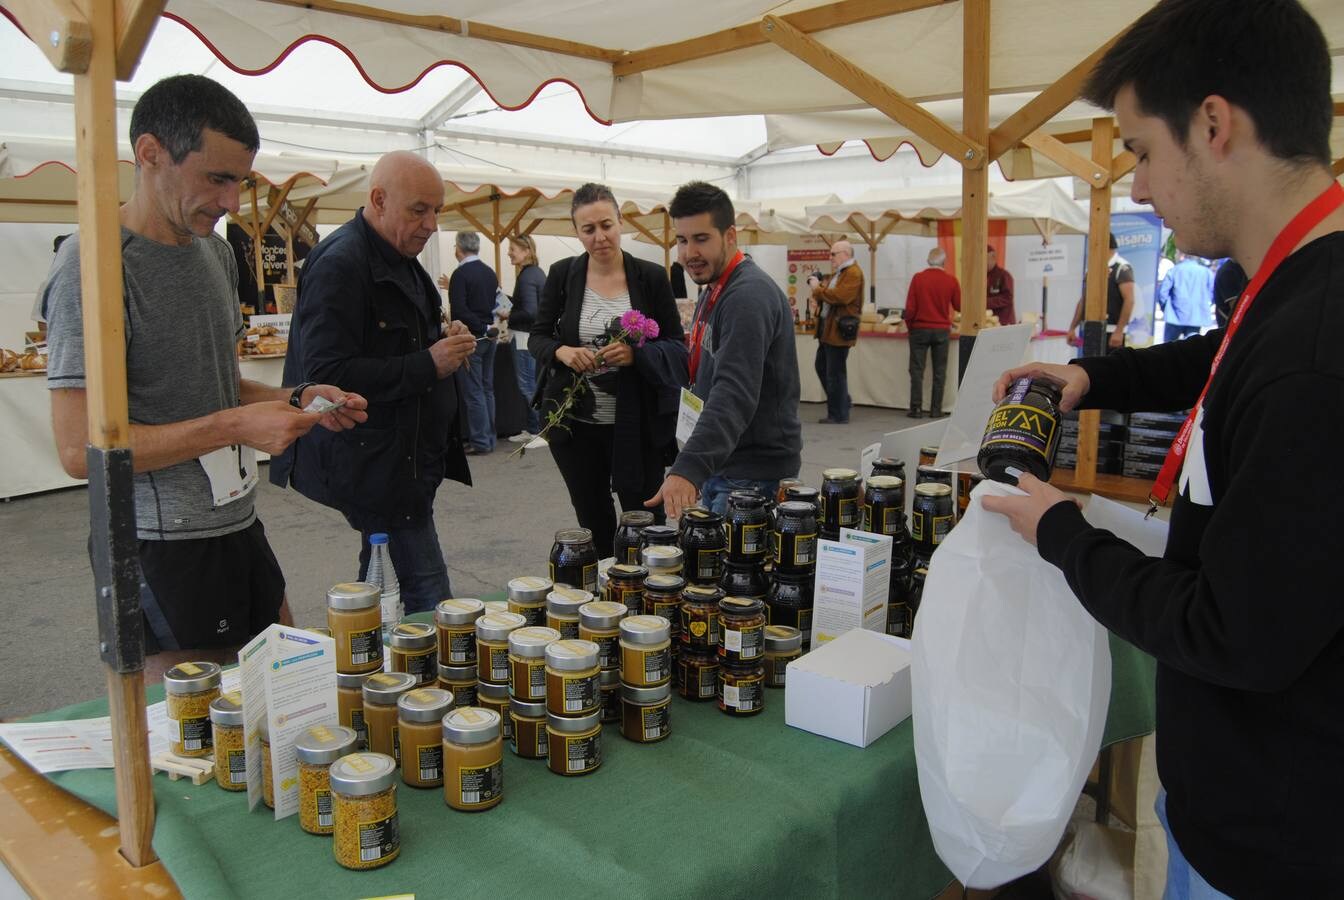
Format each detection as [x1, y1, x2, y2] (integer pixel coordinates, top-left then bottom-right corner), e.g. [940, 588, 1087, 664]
[902, 247, 961, 418]
[529, 183, 686, 556]
[31, 233, 70, 326]
[1212, 258, 1247, 329]
[985, 244, 1016, 325]
[442, 232, 499, 455]
[986, 0, 1344, 893]
[808, 239, 864, 425]
[1158, 251, 1215, 341]
[1067, 233, 1135, 350]
[646, 181, 801, 518]
[505, 234, 545, 443]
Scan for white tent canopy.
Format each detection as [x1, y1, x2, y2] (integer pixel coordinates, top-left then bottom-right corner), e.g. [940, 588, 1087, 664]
[806, 180, 1090, 238]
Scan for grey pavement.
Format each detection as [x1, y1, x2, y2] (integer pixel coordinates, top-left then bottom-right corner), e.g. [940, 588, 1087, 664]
[0, 401, 923, 718]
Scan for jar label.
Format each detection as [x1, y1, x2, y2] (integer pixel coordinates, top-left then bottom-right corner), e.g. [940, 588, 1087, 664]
[836, 497, 858, 527]
[447, 629, 475, 664]
[349, 709, 367, 747]
[523, 660, 546, 698]
[404, 648, 437, 685]
[982, 403, 1058, 460]
[641, 647, 671, 683]
[416, 743, 443, 783]
[563, 673, 600, 713]
[458, 759, 503, 805]
[722, 675, 764, 712]
[553, 619, 580, 640]
[358, 812, 399, 863]
[349, 627, 381, 668]
[696, 549, 723, 580]
[612, 585, 644, 616]
[886, 602, 909, 637]
[641, 704, 669, 740]
[932, 515, 953, 545]
[566, 733, 601, 773]
[510, 603, 546, 627]
[227, 747, 248, 784]
[649, 599, 680, 620]
[775, 531, 817, 567]
[316, 789, 333, 828]
[625, 547, 640, 565]
[723, 624, 765, 659]
[173, 714, 212, 752]
[489, 646, 510, 682]
[591, 633, 619, 669]
[735, 522, 765, 555]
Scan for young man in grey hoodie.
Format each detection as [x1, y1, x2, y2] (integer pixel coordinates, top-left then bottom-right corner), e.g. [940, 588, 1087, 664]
[646, 182, 802, 517]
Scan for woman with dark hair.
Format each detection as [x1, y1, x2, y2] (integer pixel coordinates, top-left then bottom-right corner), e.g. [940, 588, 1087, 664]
[506, 234, 545, 441]
[529, 183, 687, 555]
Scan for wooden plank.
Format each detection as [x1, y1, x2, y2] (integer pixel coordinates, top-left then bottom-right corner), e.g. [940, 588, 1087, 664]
[1112, 150, 1137, 180]
[5, 0, 93, 74]
[959, 0, 990, 334]
[1051, 124, 1119, 145]
[499, 191, 539, 238]
[250, 181, 264, 295]
[761, 14, 984, 169]
[256, 181, 293, 245]
[259, 0, 620, 62]
[846, 214, 876, 248]
[1074, 116, 1116, 488]
[614, 0, 950, 77]
[522, 218, 542, 237]
[114, 0, 165, 81]
[454, 203, 494, 240]
[1021, 130, 1110, 186]
[226, 211, 255, 239]
[1334, 158, 1344, 179]
[292, 196, 319, 236]
[1052, 469, 1153, 505]
[625, 214, 666, 248]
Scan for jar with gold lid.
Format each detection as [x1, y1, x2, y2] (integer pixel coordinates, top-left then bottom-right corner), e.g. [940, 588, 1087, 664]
[763, 625, 802, 688]
[163, 661, 221, 758]
[546, 710, 602, 777]
[327, 582, 383, 674]
[621, 681, 671, 744]
[507, 576, 553, 626]
[442, 707, 503, 811]
[508, 626, 560, 702]
[545, 586, 591, 639]
[208, 692, 246, 791]
[362, 671, 417, 764]
[605, 564, 648, 616]
[718, 597, 766, 664]
[330, 753, 399, 870]
[578, 600, 626, 671]
[294, 724, 358, 834]
[335, 672, 369, 750]
[544, 639, 601, 716]
[680, 584, 725, 652]
[476, 611, 527, 685]
[387, 622, 437, 685]
[619, 615, 672, 688]
[434, 598, 484, 667]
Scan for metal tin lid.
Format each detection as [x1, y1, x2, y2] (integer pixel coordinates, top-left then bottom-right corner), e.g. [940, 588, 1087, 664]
[608, 563, 649, 582]
[619, 510, 656, 526]
[209, 691, 243, 727]
[640, 524, 679, 545]
[919, 445, 940, 456]
[621, 681, 672, 704]
[326, 581, 381, 612]
[822, 467, 859, 481]
[328, 752, 397, 797]
[361, 671, 417, 706]
[727, 490, 768, 508]
[867, 475, 902, 490]
[599, 667, 621, 687]
[437, 662, 477, 683]
[683, 584, 725, 604]
[434, 598, 485, 626]
[775, 500, 816, 519]
[681, 506, 723, 526]
[644, 573, 686, 594]
[510, 696, 547, 718]
[914, 482, 954, 497]
[387, 621, 435, 650]
[546, 709, 601, 734]
[483, 600, 510, 615]
[336, 672, 368, 690]
[554, 528, 594, 546]
[476, 679, 509, 701]
[442, 706, 502, 745]
[620, 614, 671, 645]
[544, 638, 600, 671]
[508, 626, 561, 658]
[786, 485, 820, 499]
[719, 596, 765, 618]
[508, 576, 553, 604]
[640, 545, 684, 569]
[293, 724, 358, 765]
[579, 600, 628, 630]
[397, 687, 453, 723]
[547, 587, 593, 617]
[163, 661, 222, 695]
[764, 625, 803, 652]
[476, 610, 528, 642]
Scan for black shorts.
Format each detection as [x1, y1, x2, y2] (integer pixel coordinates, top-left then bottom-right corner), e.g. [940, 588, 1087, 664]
[136, 518, 286, 653]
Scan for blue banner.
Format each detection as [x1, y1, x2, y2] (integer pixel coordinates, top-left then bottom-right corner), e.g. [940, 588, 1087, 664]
[1110, 212, 1164, 344]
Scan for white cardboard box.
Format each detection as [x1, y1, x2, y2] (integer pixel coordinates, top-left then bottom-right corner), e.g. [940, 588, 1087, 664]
[784, 628, 912, 748]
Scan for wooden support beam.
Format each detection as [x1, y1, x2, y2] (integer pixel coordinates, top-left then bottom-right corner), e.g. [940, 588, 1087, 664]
[226, 212, 254, 238]
[986, 25, 1130, 161]
[614, 0, 949, 77]
[454, 204, 493, 242]
[1334, 158, 1344, 179]
[760, 14, 984, 169]
[1112, 150, 1137, 180]
[257, 181, 293, 244]
[846, 215, 877, 249]
[959, 0, 990, 334]
[1074, 116, 1116, 488]
[250, 182, 264, 296]
[5, 0, 93, 73]
[292, 197, 319, 236]
[1021, 130, 1110, 187]
[499, 192, 539, 238]
[114, 0, 165, 81]
[522, 219, 542, 237]
[625, 214, 666, 249]
[877, 215, 903, 242]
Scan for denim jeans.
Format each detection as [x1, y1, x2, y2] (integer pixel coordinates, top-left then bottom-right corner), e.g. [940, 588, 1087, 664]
[1155, 790, 1232, 900]
[907, 327, 950, 413]
[513, 338, 541, 434]
[814, 343, 851, 422]
[701, 475, 782, 516]
[1163, 323, 1202, 343]
[347, 514, 452, 615]
[462, 338, 497, 450]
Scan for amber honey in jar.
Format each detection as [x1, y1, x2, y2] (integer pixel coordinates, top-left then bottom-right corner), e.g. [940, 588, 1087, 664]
[336, 672, 370, 750]
[163, 661, 222, 758]
[680, 506, 727, 584]
[476, 611, 527, 685]
[544, 639, 601, 716]
[507, 576, 554, 626]
[619, 615, 672, 688]
[442, 707, 504, 812]
[330, 753, 399, 870]
[508, 626, 560, 702]
[599, 667, 622, 723]
[293, 724, 358, 835]
[476, 680, 513, 744]
[763, 625, 803, 688]
[546, 709, 602, 777]
[362, 671, 417, 765]
[605, 564, 648, 617]
[396, 687, 453, 789]
[509, 697, 549, 759]
[680, 584, 725, 653]
[387, 622, 437, 685]
[718, 597, 766, 664]
[545, 586, 592, 640]
[718, 663, 765, 716]
[327, 582, 384, 674]
[208, 692, 246, 791]
[620, 681, 671, 744]
[437, 663, 479, 709]
[435, 598, 485, 667]
[578, 600, 626, 671]
[676, 649, 719, 701]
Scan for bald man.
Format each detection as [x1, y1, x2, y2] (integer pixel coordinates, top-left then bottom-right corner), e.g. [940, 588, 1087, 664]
[808, 238, 865, 424]
[272, 150, 478, 612]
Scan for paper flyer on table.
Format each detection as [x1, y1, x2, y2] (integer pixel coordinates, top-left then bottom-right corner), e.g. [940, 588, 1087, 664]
[240, 624, 338, 819]
[812, 528, 891, 645]
[0, 718, 169, 774]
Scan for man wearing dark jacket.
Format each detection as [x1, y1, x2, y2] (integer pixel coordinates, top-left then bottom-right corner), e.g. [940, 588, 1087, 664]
[271, 151, 476, 612]
[986, 2, 1344, 895]
[447, 232, 500, 454]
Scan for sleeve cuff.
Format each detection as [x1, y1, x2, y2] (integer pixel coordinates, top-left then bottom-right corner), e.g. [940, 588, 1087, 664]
[1036, 499, 1091, 568]
[409, 349, 438, 390]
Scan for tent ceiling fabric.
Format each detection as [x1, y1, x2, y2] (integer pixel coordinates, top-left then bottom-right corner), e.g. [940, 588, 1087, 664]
[805, 180, 1090, 237]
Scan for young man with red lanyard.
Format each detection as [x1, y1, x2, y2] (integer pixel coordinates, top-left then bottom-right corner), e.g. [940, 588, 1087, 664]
[645, 181, 801, 518]
[983, 1, 1344, 895]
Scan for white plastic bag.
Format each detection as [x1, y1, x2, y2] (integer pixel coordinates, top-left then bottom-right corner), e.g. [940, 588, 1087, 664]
[912, 479, 1111, 888]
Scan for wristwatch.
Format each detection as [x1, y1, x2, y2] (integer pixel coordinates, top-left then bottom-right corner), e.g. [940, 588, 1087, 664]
[289, 382, 317, 409]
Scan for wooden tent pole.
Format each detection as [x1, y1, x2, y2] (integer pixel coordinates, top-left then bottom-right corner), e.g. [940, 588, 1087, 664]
[663, 210, 672, 273]
[250, 181, 264, 297]
[1074, 116, 1116, 487]
[492, 194, 502, 273]
[959, 0, 990, 350]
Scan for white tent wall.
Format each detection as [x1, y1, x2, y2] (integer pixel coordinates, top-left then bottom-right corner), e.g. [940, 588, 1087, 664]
[0, 222, 68, 345]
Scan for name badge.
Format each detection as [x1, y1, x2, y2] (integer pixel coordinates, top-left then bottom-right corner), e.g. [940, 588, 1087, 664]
[199, 444, 259, 507]
[676, 388, 703, 448]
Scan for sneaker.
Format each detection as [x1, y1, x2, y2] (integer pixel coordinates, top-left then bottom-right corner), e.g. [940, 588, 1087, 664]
[525, 436, 549, 450]
[507, 431, 534, 443]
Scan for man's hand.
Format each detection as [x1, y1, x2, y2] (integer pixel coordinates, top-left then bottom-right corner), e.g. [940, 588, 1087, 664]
[301, 384, 369, 432]
[979, 473, 1078, 547]
[646, 474, 698, 520]
[991, 361, 1091, 412]
[1066, 326, 1078, 345]
[557, 345, 599, 374]
[226, 401, 322, 455]
[1108, 330, 1124, 349]
[436, 273, 451, 291]
[430, 332, 477, 377]
[447, 319, 471, 337]
[598, 342, 634, 367]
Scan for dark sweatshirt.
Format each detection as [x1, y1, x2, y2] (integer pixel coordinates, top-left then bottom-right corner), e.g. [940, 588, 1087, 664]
[1037, 232, 1344, 896]
[670, 257, 801, 486]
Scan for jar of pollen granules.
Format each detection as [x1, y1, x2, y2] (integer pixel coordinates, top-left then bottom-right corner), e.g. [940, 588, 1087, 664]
[208, 692, 246, 791]
[387, 622, 437, 686]
[362, 671, 417, 765]
[260, 716, 274, 809]
[442, 707, 504, 812]
[398, 687, 454, 788]
[434, 598, 484, 667]
[327, 582, 383, 674]
[293, 724, 358, 835]
[163, 661, 221, 758]
[330, 753, 400, 870]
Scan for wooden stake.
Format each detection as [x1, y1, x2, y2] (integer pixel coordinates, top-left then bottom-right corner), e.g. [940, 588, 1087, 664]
[959, 0, 990, 334]
[1074, 116, 1116, 488]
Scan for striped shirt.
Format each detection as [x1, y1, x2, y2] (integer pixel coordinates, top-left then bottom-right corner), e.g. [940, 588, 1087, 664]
[573, 286, 631, 425]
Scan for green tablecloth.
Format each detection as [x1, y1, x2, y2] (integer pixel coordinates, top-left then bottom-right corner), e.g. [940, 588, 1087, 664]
[26, 628, 1154, 900]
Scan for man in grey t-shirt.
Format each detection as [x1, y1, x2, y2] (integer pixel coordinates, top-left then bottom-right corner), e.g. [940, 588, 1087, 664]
[45, 75, 367, 678]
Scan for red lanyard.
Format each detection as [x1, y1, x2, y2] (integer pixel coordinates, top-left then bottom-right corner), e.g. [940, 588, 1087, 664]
[1148, 180, 1344, 515]
[688, 250, 744, 384]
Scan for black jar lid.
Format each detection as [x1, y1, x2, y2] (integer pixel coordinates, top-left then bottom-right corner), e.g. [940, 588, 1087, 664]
[681, 506, 723, 526]
[727, 490, 768, 509]
[775, 500, 817, 519]
[683, 584, 725, 604]
[719, 596, 765, 617]
[640, 524, 679, 544]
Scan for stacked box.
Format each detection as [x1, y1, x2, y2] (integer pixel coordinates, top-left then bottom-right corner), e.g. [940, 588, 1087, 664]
[1120, 410, 1187, 479]
[1057, 410, 1126, 474]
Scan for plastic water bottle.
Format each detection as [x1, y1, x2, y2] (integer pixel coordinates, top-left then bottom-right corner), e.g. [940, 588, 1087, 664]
[366, 533, 402, 647]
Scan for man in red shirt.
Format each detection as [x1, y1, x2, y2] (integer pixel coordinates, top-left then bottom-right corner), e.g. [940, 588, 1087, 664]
[902, 247, 962, 417]
[986, 245, 1016, 325]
